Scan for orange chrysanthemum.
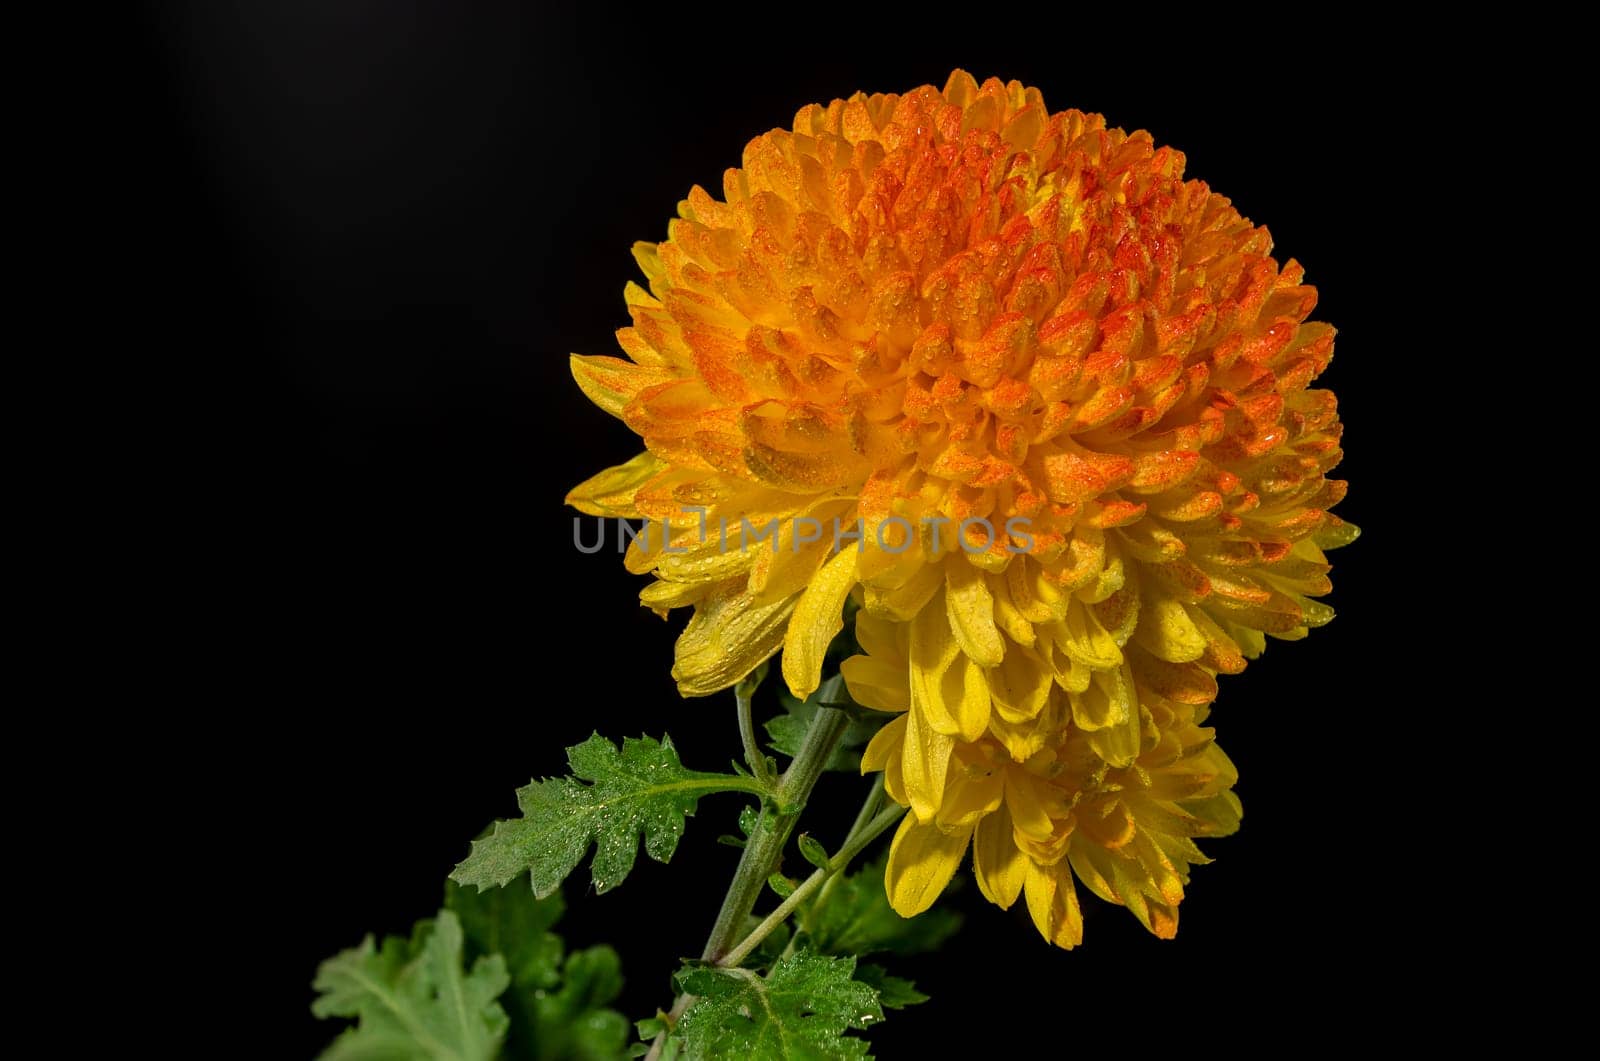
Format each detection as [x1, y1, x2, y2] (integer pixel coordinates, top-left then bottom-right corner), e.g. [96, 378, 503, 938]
[568, 70, 1353, 945]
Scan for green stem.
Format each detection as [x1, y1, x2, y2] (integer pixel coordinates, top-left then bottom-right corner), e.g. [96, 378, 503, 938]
[700, 690, 848, 962]
[721, 801, 906, 970]
[645, 685, 852, 1060]
[841, 773, 886, 843]
[780, 776, 885, 961]
[735, 674, 773, 788]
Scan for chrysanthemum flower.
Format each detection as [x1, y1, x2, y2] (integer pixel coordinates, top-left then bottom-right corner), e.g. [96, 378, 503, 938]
[568, 70, 1353, 942]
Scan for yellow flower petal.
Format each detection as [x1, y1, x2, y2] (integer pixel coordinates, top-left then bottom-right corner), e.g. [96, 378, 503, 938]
[935, 765, 1003, 829]
[1058, 598, 1123, 670]
[780, 548, 859, 699]
[908, 597, 991, 741]
[987, 644, 1051, 723]
[1005, 557, 1068, 623]
[1312, 517, 1361, 549]
[565, 451, 665, 517]
[885, 814, 972, 917]
[860, 712, 907, 773]
[902, 696, 954, 822]
[973, 805, 1026, 908]
[638, 579, 711, 616]
[863, 561, 942, 621]
[1132, 594, 1208, 663]
[840, 655, 910, 712]
[1067, 843, 1118, 905]
[987, 711, 1052, 762]
[1075, 548, 1125, 605]
[1132, 829, 1185, 906]
[989, 572, 1036, 647]
[947, 656, 991, 742]
[1069, 665, 1130, 732]
[944, 561, 1005, 667]
[749, 499, 853, 604]
[1023, 859, 1083, 948]
[568, 354, 676, 419]
[672, 585, 797, 696]
[1092, 668, 1142, 766]
[908, 591, 960, 732]
[1039, 629, 1093, 694]
[854, 609, 909, 664]
[749, 531, 830, 605]
[1004, 770, 1055, 841]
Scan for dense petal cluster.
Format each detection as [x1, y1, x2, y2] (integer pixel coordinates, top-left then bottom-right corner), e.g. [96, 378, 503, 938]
[850, 611, 1239, 945]
[568, 71, 1353, 946]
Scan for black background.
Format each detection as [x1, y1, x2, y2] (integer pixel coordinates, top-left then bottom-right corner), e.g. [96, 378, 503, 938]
[153, 5, 1444, 1054]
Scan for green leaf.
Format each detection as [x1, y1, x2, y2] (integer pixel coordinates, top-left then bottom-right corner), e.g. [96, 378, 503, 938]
[452, 733, 759, 896]
[802, 854, 961, 958]
[797, 834, 830, 871]
[766, 687, 886, 773]
[851, 964, 926, 1009]
[673, 953, 882, 1060]
[447, 879, 630, 1060]
[531, 946, 631, 1060]
[312, 910, 510, 1061]
[768, 872, 797, 899]
[446, 879, 565, 994]
[718, 804, 765, 850]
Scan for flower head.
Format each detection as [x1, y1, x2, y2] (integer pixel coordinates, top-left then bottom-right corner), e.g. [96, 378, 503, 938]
[568, 70, 1353, 944]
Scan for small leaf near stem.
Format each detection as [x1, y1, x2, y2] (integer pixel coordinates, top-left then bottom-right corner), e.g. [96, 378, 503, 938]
[797, 833, 830, 871]
[781, 775, 886, 962]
